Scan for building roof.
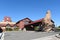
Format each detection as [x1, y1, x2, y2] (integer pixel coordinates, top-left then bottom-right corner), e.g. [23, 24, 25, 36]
[25, 18, 54, 26]
[0, 22, 16, 27]
[16, 17, 33, 24]
[25, 18, 44, 26]
[0, 24, 6, 27]
[0, 22, 16, 24]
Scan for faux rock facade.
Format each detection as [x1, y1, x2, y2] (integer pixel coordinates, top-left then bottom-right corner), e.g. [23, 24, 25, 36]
[42, 10, 55, 32]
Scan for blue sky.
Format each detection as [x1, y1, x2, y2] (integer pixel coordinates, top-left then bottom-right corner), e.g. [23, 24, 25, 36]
[0, 0, 60, 26]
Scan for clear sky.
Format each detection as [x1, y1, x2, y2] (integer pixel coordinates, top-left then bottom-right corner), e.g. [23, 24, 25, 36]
[0, 0, 60, 26]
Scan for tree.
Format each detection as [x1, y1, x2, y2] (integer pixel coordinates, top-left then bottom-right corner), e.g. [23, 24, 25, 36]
[58, 26, 60, 28]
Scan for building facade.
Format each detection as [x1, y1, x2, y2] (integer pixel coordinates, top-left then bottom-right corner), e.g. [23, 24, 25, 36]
[16, 18, 33, 30]
[0, 16, 16, 31]
[16, 10, 55, 32]
[0, 10, 55, 32]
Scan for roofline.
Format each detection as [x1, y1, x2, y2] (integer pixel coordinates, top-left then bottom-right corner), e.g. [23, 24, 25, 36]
[16, 17, 32, 24]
